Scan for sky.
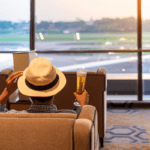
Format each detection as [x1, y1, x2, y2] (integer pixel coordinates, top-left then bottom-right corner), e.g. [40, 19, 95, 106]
[0, 0, 30, 22]
[0, 0, 149, 23]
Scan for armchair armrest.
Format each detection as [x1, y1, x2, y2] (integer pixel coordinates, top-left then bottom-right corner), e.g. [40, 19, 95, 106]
[74, 119, 94, 150]
[97, 68, 107, 91]
[97, 68, 106, 75]
[0, 68, 13, 77]
[78, 105, 99, 150]
[78, 105, 96, 121]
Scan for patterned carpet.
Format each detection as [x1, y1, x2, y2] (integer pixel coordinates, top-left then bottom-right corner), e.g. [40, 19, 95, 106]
[101, 108, 150, 150]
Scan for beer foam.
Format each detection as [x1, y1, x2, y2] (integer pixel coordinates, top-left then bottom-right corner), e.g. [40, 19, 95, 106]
[77, 72, 86, 77]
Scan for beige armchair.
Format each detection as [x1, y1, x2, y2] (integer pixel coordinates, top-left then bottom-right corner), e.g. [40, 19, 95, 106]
[0, 105, 99, 150]
[0, 68, 107, 148]
[54, 68, 107, 147]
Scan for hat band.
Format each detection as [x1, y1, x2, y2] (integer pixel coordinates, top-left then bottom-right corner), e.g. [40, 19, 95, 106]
[25, 74, 59, 91]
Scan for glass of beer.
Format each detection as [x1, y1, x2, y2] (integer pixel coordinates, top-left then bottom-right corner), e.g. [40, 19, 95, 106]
[77, 68, 87, 94]
[74, 68, 87, 106]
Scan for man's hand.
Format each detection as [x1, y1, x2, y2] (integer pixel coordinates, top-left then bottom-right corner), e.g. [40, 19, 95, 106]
[6, 71, 23, 95]
[0, 71, 23, 104]
[74, 90, 89, 106]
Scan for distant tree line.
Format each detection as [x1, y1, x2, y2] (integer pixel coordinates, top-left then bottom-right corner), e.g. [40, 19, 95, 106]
[94, 17, 137, 32]
[0, 21, 29, 30]
[0, 17, 150, 33]
[35, 17, 149, 33]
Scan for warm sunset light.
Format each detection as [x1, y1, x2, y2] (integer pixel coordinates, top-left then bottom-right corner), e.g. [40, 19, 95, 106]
[36, 0, 137, 23]
[142, 0, 150, 20]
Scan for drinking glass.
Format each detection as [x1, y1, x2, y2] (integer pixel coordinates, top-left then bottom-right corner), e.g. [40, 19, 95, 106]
[74, 68, 87, 106]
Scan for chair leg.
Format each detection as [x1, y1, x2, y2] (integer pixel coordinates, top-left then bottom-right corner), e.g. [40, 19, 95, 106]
[100, 138, 104, 147]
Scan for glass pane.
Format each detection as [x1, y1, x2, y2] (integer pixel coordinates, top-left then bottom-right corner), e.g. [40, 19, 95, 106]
[0, 53, 13, 72]
[37, 52, 138, 100]
[142, 0, 150, 100]
[0, 0, 30, 52]
[142, 0, 150, 49]
[142, 52, 150, 100]
[35, 0, 137, 51]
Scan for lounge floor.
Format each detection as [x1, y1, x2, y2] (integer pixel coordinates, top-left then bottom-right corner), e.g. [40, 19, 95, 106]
[102, 108, 150, 150]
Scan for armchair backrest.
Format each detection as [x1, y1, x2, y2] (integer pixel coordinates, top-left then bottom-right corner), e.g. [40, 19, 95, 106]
[0, 114, 75, 150]
[54, 70, 106, 110]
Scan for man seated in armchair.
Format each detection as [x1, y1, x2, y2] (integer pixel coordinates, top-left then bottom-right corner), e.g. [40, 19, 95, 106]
[0, 57, 88, 113]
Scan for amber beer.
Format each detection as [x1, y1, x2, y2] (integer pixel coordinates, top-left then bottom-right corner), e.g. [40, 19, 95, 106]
[77, 69, 87, 95]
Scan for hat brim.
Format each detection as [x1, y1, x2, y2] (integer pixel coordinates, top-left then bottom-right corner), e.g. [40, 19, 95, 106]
[18, 68, 66, 97]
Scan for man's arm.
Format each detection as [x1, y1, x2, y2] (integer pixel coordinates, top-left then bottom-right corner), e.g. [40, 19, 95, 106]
[0, 71, 23, 112]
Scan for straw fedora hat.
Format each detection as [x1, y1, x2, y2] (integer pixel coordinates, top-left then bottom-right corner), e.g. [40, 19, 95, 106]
[18, 57, 66, 97]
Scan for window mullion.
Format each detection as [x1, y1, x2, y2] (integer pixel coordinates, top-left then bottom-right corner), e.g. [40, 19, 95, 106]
[30, 0, 35, 50]
[137, 0, 142, 101]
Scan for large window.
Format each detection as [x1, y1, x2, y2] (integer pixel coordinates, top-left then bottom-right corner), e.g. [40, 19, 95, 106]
[35, 0, 137, 51]
[35, 0, 138, 100]
[0, 0, 148, 101]
[0, 0, 30, 52]
[0, 0, 30, 71]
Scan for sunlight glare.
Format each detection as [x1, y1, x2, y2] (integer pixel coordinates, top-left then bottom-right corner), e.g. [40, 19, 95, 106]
[142, 0, 150, 20]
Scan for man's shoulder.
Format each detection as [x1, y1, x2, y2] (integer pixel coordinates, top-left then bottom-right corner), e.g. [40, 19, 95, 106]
[56, 109, 77, 114]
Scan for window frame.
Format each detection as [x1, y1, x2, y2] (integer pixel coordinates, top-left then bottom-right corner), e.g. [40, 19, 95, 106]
[0, 0, 146, 101]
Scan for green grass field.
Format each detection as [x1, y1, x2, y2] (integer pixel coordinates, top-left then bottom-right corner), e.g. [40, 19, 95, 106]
[36, 32, 138, 41]
[0, 32, 150, 46]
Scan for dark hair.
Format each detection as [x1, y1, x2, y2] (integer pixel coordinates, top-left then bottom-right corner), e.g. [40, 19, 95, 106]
[30, 96, 53, 103]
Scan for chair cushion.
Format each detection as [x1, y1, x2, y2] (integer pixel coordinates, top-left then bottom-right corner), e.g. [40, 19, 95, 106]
[0, 118, 75, 150]
[0, 112, 77, 119]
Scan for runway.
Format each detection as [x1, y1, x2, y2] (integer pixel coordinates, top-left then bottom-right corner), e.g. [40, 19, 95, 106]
[0, 40, 150, 73]
[1, 52, 150, 74]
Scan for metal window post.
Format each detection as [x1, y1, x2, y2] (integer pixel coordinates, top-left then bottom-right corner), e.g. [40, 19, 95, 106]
[137, 0, 142, 101]
[30, 0, 35, 51]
